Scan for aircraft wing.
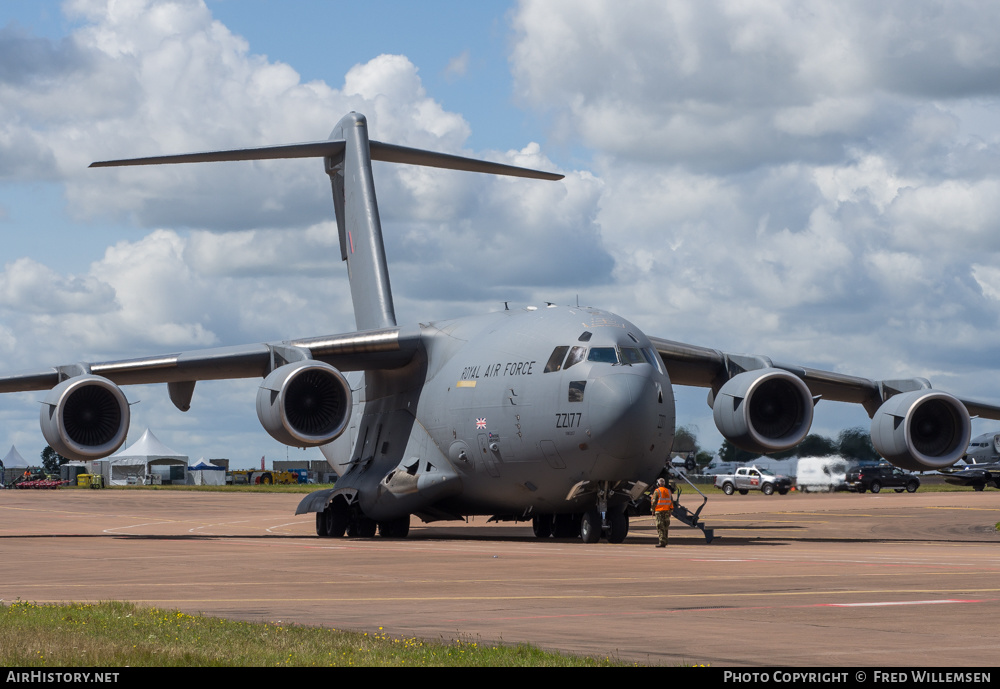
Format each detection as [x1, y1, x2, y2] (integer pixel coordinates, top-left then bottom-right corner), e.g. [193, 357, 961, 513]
[0, 326, 420, 393]
[0, 325, 422, 461]
[651, 337, 1000, 471]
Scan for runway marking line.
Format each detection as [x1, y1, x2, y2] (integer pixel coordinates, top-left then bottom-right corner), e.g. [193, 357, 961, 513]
[824, 599, 985, 607]
[437, 598, 996, 622]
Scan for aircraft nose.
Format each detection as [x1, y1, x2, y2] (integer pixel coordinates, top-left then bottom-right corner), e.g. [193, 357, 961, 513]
[586, 371, 662, 459]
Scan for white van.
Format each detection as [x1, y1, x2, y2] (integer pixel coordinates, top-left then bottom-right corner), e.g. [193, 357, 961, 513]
[795, 456, 852, 493]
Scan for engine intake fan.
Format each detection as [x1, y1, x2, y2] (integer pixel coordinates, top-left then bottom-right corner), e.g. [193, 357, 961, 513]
[871, 390, 971, 471]
[40, 375, 130, 461]
[712, 369, 814, 454]
[256, 361, 352, 447]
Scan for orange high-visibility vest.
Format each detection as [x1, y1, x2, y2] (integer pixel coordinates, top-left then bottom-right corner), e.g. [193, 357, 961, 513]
[653, 486, 673, 512]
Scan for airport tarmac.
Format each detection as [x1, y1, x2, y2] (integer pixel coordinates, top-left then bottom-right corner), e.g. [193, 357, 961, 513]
[1, 488, 998, 666]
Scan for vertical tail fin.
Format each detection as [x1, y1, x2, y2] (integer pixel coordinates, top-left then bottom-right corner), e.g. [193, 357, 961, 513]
[325, 113, 396, 330]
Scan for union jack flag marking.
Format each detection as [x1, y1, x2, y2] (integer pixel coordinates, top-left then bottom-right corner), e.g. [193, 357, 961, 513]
[476, 417, 487, 429]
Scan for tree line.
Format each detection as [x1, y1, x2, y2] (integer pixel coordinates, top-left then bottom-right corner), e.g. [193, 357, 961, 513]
[675, 425, 879, 467]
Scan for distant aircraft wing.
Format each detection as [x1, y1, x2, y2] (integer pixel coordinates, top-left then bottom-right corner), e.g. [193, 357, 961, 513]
[939, 463, 1000, 488]
[651, 336, 1000, 471]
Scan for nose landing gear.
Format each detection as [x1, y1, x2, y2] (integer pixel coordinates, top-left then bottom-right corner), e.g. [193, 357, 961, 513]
[580, 481, 630, 543]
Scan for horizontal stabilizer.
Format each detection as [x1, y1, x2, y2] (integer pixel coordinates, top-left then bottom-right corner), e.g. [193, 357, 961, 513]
[369, 141, 563, 180]
[90, 138, 564, 180]
[90, 140, 346, 167]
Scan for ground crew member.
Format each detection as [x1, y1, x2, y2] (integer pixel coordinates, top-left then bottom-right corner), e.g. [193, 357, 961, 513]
[651, 477, 673, 547]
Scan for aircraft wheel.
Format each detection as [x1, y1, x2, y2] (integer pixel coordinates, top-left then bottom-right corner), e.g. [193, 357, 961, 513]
[580, 508, 602, 544]
[532, 515, 552, 538]
[870, 481, 881, 494]
[762, 483, 774, 496]
[722, 483, 734, 495]
[738, 489, 749, 495]
[974, 482, 985, 492]
[348, 514, 377, 538]
[317, 506, 348, 538]
[608, 511, 628, 544]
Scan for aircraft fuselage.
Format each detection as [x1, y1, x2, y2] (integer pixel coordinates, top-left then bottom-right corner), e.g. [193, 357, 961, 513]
[321, 305, 674, 521]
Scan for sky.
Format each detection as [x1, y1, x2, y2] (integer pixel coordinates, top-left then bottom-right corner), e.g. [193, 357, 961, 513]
[3, 0, 1000, 468]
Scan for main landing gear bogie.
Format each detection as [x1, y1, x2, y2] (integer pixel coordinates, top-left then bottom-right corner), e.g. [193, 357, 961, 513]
[315, 502, 409, 539]
[533, 508, 629, 544]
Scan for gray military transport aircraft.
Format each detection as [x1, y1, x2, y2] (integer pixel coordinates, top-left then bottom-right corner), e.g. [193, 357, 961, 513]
[3, 111, 1000, 543]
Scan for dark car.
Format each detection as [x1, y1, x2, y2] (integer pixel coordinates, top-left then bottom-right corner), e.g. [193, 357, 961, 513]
[846, 464, 919, 493]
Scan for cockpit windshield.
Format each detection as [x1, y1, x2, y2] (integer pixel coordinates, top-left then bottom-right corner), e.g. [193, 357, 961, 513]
[587, 347, 619, 364]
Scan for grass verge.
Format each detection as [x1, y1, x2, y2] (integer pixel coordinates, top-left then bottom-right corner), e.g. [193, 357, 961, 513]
[0, 601, 633, 667]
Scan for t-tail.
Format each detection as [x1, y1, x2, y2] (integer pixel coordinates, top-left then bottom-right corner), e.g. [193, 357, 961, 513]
[91, 112, 563, 331]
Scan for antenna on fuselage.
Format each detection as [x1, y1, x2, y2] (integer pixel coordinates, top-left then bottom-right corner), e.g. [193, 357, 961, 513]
[90, 112, 564, 331]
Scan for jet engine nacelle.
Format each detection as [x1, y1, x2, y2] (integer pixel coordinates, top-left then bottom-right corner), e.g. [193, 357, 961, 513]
[712, 369, 814, 454]
[256, 361, 352, 447]
[40, 375, 130, 461]
[870, 390, 971, 471]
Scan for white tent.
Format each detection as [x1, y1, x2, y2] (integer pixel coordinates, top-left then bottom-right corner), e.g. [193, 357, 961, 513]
[187, 458, 226, 486]
[1, 445, 30, 469]
[98, 429, 188, 486]
[1, 445, 31, 485]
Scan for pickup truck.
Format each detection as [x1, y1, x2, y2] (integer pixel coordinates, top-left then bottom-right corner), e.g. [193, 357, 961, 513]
[714, 466, 792, 495]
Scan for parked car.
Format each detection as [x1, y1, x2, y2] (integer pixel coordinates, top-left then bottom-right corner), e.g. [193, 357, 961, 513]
[846, 464, 919, 493]
[714, 466, 792, 495]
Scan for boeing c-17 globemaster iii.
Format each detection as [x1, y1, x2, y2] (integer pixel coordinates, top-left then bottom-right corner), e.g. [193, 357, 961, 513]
[3, 112, 1000, 543]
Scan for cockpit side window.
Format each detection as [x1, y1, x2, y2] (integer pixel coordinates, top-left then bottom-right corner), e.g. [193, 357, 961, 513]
[620, 347, 643, 365]
[587, 347, 619, 364]
[543, 346, 570, 373]
[641, 346, 665, 374]
[564, 346, 587, 370]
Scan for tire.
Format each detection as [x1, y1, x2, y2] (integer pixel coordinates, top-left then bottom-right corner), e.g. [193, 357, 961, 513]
[608, 511, 628, 544]
[532, 515, 552, 538]
[580, 508, 602, 543]
[317, 506, 347, 538]
[762, 483, 774, 496]
[870, 481, 881, 494]
[348, 514, 377, 538]
[974, 482, 986, 492]
[260, 472, 273, 485]
[723, 483, 735, 496]
[905, 481, 918, 493]
[778, 488, 788, 495]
